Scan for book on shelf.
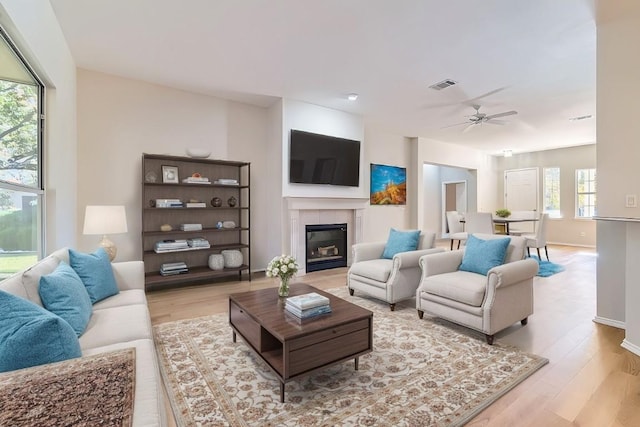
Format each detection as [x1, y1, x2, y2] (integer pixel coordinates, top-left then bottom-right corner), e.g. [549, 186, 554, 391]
[285, 303, 332, 319]
[160, 261, 188, 276]
[155, 199, 183, 208]
[187, 237, 211, 248]
[214, 178, 239, 185]
[285, 292, 331, 310]
[154, 239, 189, 252]
[159, 268, 188, 276]
[185, 202, 207, 208]
[182, 176, 210, 184]
[180, 223, 203, 231]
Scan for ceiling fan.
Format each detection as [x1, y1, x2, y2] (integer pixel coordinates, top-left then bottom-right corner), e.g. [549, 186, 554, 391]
[443, 105, 518, 133]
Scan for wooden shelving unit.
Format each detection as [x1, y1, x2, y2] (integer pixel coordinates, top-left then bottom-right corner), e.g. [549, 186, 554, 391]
[142, 153, 250, 290]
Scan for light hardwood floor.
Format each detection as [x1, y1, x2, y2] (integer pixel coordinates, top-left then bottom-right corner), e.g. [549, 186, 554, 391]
[147, 243, 640, 426]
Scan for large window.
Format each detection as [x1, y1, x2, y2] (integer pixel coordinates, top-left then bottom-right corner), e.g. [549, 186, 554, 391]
[543, 167, 561, 218]
[576, 168, 596, 218]
[0, 27, 44, 278]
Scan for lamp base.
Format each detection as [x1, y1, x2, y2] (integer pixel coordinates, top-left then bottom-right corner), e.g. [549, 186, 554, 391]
[99, 235, 117, 262]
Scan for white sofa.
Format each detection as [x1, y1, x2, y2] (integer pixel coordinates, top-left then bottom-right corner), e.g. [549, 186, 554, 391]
[0, 248, 166, 426]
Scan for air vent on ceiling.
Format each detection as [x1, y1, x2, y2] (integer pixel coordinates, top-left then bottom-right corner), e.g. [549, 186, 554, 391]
[569, 114, 593, 121]
[429, 79, 457, 91]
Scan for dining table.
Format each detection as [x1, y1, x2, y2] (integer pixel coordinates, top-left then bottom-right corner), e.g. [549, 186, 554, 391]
[492, 217, 539, 235]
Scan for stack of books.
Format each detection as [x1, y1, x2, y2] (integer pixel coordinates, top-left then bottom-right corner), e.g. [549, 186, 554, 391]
[155, 199, 183, 208]
[185, 202, 206, 208]
[182, 176, 210, 184]
[285, 292, 331, 319]
[160, 262, 188, 276]
[187, 237, 211, 249]
[214, 178, 239, 186]
[154, 239, 189, 253]
[180, 223, 202, 231]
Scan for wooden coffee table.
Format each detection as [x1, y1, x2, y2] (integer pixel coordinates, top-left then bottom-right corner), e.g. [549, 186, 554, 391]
[228, 283, 373, 402]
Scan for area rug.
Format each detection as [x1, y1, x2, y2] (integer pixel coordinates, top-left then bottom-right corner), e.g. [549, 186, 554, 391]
[528, 255, 565, 277]
[154, 288, 548, 426]
[0, 348, 135, 427]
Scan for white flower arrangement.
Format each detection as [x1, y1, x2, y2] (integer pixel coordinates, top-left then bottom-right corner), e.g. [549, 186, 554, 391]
[265, 254, 299, 281]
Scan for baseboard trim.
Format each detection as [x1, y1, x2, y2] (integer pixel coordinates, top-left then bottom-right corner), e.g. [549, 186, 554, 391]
[621, 339, 640, 357]
[593, 316, 626, 329]
[546, 241, 596, 248]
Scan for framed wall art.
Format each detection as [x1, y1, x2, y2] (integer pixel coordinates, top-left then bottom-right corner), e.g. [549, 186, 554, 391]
[162, 165, 179, 183]
[370, 163, 407, 205]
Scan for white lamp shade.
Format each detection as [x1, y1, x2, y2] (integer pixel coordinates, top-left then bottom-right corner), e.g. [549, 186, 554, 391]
[83, 205, 128, 235]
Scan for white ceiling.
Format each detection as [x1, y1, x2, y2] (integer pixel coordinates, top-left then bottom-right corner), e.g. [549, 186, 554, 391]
[49, 0, 596, 156]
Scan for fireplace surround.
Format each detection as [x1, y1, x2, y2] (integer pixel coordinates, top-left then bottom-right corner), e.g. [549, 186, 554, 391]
[285, 197, 368, 275]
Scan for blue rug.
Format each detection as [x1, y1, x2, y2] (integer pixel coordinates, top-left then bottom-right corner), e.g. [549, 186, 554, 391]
[527, 255, 565, 277]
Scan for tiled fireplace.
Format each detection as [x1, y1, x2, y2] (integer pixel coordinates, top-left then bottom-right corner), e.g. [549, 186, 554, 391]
[285, 197, 369, 275]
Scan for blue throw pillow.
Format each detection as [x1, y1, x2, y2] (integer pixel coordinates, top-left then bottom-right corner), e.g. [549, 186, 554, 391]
[382, 228, 421, 259]
[0, 290, 81, 373]
[459, 234, 511, 275]
[39, 261, 93, 337]
[69, 248, 119, 304]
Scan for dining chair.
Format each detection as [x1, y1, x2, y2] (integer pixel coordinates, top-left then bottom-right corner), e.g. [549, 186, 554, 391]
[446, 211, 467, 250]
[522, 213, 549, 260]
[464, 212, 495, 235]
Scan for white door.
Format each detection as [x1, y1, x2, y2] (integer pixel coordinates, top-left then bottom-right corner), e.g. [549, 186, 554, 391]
[504, 168, 538, 233]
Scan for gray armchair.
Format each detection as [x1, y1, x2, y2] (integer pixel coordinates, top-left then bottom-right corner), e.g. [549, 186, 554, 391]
[347, 231, 444, 311]
[416, 233, 538, 344]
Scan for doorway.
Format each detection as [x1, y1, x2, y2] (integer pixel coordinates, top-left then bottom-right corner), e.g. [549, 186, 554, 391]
[441, 180, 467, 236]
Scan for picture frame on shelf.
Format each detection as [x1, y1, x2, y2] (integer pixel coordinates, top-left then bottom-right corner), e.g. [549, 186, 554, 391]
[162, 165, 179, 183]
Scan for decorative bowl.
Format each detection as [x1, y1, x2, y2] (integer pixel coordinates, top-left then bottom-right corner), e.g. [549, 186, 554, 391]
[186, 148, 211, 158]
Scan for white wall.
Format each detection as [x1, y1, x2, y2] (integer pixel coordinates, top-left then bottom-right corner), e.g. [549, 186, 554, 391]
[76, 69, 229, 261]
[362, 130, 412, 242]
[496, 144, 597, 246]
[281, 99, 366, 199]
[0, 0, 78, 252]
[415, 137, 497, 233]
[595, 0, 640, 356]
[227, 101, 270, 270]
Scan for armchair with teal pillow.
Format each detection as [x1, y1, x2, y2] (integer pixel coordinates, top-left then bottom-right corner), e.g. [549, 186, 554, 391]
[416, 233, 539, 344]
[347, 229, 444, 311]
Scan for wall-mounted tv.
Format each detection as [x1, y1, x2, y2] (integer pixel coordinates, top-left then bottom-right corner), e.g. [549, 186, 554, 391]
[289, 129, 361, 187]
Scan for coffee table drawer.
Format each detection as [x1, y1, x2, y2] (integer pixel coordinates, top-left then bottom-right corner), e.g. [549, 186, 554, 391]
[289, 328, 370, 376]
[230, 301, 261, 349]
[289, 318, 369, 351]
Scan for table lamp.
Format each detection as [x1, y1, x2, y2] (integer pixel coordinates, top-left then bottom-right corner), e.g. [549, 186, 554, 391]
[83, 205, 128, 261]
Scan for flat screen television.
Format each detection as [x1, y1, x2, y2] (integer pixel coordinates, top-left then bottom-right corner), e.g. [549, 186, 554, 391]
[289, 129, 361, 187]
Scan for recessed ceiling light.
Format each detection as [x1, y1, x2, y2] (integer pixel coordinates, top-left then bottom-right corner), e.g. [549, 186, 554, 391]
[347, 93, 358, 101]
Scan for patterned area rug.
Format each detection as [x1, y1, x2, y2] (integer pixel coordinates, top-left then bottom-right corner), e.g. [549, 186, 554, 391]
[154, 288, 548, 426]
[0, 348, 135, 426]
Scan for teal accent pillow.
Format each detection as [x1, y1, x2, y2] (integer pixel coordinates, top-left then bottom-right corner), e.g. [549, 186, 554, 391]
[382, 229, 421, 259]
[459, 234, 511, 275]
[69, 248, 119, 304]
[39, 261, 93, 337]
[0, 290, 81, 373]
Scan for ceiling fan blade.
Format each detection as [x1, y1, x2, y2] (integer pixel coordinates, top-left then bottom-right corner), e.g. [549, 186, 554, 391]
[486, 110, 518, 120]
[462, 87, 507, 106]
[462, 123, 477, 133]
[486, 119, 508, 125]
[441, 121, 470, 129]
